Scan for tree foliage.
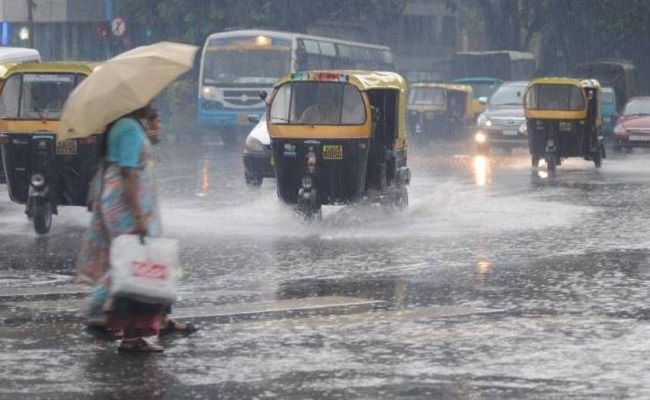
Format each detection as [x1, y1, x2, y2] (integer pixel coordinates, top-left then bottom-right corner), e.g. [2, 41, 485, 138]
[468, 0, 650, 82]
[116, 0, 405, 46]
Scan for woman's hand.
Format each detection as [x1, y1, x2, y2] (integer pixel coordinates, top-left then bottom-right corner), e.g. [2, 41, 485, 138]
[133, 213, 147, 235]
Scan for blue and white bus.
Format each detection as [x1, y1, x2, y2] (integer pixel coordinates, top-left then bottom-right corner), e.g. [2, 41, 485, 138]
[198, 29, 394, 143]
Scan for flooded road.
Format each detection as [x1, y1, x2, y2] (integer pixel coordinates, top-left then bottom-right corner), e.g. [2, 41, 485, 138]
[2, 138, 650, 399]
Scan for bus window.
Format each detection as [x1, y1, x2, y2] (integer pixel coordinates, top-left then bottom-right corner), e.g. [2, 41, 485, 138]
[299, 39, 321, 70]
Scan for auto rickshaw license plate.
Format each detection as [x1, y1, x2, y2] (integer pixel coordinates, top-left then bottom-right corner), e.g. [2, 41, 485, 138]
[56, 140, 77, 155]
[323, 145, 343, 160]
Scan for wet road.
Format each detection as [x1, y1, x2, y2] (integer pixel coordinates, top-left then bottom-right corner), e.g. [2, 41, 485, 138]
[3, 137, 650, 399]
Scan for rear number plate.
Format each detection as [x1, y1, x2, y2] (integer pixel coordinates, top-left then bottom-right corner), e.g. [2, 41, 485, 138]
[503, 129, 518, 136]
[56, 140, 77, 155]
[323, 145, 343, 160]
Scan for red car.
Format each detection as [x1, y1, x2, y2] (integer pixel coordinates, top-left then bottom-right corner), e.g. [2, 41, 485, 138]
[613, 96, 650, 152]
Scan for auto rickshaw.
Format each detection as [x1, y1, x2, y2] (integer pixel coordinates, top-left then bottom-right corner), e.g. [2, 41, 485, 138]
[524, 77, 604, 173]
[407, 83, 474, 140]
[267, 70, 410, 219]
[0, 62, 99, 234]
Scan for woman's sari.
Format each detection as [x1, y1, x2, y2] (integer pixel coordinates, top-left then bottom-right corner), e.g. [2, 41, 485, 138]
[76, 118, 162, 336]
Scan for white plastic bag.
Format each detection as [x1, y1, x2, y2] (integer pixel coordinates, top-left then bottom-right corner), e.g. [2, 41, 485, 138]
[109, 234, 179, 305]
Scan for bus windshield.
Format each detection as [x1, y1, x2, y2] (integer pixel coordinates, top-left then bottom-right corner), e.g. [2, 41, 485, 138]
[202, 49, 291, 85]
[408, 87, 446, 107]
[270, 82, 366, 125]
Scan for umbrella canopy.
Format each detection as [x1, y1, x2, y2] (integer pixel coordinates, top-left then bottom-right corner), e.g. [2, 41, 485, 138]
[58, 41, 198, 141]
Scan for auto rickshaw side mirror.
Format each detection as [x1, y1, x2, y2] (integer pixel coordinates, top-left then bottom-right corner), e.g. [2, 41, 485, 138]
[248, 114, 261, 124]
[259, 90, 268, 102]
[478, 96, 488, 105]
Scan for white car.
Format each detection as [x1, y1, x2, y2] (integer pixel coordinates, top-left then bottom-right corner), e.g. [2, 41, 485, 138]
[242, 114, 273, 187]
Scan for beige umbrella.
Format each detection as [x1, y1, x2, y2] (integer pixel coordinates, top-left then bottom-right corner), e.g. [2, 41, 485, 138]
[58, 41, 198, 141]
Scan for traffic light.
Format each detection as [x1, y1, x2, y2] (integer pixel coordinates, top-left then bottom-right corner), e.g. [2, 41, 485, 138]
[96, 22, 110, 39]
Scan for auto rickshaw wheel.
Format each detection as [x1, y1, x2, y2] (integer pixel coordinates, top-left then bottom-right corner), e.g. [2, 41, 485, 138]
[33, 198, 52, 235]
[593, 145, 603, 168]
[546, 153, 557, 174]
[394, 186, 409, 210]
[531, 156, 540, 167]
[245, 173, 263, 188]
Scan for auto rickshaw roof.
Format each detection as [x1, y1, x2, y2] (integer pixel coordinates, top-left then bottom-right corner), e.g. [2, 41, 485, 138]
[0, 61, 99, 79]
[528, 77, 601, 89]
[275, 70, 407, 91]
[410, 82, 473, 94]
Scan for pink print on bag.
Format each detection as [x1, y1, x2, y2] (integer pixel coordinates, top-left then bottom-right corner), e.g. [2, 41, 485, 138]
[132, 261, 169, 280]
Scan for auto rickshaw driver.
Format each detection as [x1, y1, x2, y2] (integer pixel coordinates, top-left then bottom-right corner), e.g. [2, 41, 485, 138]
[299, 84, 340, 124]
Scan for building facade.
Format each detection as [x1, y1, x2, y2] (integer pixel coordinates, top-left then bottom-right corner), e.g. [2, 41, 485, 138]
[0, 0, 111, 60]
[308, 0, 459, 83]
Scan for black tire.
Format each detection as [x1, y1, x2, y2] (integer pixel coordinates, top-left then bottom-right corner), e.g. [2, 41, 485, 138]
[531, 155, 540, 167]
[594, 145, 603, 168]
[546, 153, 557, 174]
[245, 173, 262, 188]
[33, 198, 52, 235]
[395, 186, 409, 210]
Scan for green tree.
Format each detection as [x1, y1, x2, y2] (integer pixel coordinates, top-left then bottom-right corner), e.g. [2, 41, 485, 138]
[116, 0, 405, 46]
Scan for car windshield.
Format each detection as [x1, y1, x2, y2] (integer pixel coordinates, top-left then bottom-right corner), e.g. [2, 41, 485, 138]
[489, 84, 526, 106]
[623, 98, 650, 115]
[270, 82, 366, 125]
[203, 49, 291, 85]
[408, 87, 446, 106]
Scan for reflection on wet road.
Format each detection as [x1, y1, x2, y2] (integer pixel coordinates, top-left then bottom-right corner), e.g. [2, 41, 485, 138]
[4, 140, 650, 398]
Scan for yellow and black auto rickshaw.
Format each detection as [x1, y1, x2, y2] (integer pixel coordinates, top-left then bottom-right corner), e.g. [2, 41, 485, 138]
[267, 70, 410, 219]
[0, 62, 99, 234]
[407, 83, 474, 140]
[524, 77, 604, 173]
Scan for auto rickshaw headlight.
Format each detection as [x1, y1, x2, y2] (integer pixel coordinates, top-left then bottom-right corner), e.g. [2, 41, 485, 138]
[301, 176, 313, 189]
[30, 174, 45, 188]
[244, 136, 264, 153]
[475, 131, 488, 144]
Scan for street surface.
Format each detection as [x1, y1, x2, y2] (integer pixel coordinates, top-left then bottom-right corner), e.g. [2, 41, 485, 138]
[2, 137, 650, 399]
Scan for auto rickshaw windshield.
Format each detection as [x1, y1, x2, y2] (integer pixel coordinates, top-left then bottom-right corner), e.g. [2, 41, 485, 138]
[525, 84, 585, 111]
[0, 73, 85, 120]
[270, 82, 366, 125]
[408, 86, 446, 106]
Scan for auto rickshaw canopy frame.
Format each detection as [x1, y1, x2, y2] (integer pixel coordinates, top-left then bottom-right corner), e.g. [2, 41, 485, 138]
[524, 77, 601, 121]
[269, 70, 408, 142]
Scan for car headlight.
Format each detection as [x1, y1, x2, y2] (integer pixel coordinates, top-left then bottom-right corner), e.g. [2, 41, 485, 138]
[475, 131, 487, 144]
[244, 136, 265, 153]
[613, 124, 626, 135]
[201, 86, 219, 100]
[477, 114, 492, 128]
[519, 123, 527, 135]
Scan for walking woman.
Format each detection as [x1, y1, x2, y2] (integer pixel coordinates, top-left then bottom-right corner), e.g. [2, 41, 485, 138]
[77, 104, 194, 353]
